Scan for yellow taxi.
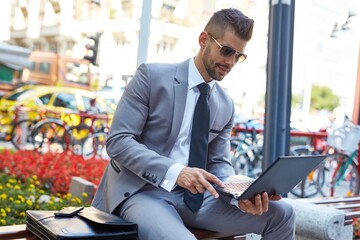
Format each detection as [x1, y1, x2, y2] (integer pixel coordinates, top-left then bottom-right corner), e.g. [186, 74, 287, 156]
[0, 84, 113, 141]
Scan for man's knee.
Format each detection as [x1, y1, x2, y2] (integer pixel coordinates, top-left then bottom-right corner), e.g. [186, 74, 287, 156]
[282, 200, 295, 222]
[261, 200, 295, 239]
[270, 200, 295, 225]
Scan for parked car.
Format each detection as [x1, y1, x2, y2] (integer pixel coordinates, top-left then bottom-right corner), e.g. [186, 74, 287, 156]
[96, 86, 124, 111]
[0, 85, 113, 140]
[0, 84, 113, 113]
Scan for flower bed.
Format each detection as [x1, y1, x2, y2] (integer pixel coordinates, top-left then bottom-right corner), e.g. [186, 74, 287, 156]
[0, 149, 109, 226]
[0, 149, 108, 193]
[0, 173, 88, 225]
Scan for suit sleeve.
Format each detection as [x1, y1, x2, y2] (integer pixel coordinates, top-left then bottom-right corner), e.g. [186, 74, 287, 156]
[106, 64, 176, 186]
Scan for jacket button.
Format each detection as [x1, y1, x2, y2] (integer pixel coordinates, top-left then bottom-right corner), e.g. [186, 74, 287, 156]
[124, 192, 130, 197]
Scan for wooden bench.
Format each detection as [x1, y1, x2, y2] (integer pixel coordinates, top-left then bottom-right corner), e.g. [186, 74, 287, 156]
[189, 229, 241, 239]
[4, 197, 360, 240]
[0, 224, 37, 240]
[0, 224, 242, 240]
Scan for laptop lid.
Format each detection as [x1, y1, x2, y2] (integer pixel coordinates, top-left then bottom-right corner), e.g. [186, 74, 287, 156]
[216, 155, 327, 200]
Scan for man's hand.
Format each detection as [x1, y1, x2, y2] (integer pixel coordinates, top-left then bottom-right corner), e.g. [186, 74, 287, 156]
[177, 167, 224, 198]
[238, 192, 282, 215]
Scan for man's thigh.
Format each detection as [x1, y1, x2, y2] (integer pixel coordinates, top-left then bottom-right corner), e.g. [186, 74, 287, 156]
[119, 185, 196, 240]
[179, 192, 293, 237]
[118, 185, 294, 239]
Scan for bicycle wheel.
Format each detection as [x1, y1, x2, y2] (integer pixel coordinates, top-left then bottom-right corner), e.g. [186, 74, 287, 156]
[289, 145, 326, 198]
[69, 123, 90, 155]
[320, 152, 360, 197]
[31, 120, 70, 154]
[11, 119, 36, 150]
[81, 132, 108, 159]
[230, 136, 262, 178]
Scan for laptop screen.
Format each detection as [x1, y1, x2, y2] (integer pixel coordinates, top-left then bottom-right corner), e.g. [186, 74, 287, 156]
[216, 155, 327, 200]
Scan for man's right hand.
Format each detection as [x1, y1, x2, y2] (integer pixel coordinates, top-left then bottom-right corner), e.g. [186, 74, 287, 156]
[176, 167, 225, 198]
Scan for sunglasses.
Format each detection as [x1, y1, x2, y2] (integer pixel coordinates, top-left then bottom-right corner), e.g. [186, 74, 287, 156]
[208, 33, 247, 63]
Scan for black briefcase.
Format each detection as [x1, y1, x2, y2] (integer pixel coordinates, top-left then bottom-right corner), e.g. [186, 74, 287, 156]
[26, 206, 138, 240]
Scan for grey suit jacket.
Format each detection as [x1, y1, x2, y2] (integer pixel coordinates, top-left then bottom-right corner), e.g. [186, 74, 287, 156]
[92, 59, 235, 213]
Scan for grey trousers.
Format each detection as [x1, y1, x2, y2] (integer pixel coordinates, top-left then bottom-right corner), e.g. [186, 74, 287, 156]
[117, 185, 295, 240]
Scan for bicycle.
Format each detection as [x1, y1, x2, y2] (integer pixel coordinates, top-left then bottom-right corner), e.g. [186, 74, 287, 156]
[76, 111, 110, 159]
[230, 120, 264, 178]
[30, 110, 110, 159]
[289, 117, 360, 198]
[7, 106, 37, 150]
[288, 130, 329, 198]
[30, 110, 75, 154]
[5, 106, 54, 150]
[320, 117, 360, 197]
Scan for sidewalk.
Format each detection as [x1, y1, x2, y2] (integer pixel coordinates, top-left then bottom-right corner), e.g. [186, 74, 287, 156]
[0, 140, 15, 150]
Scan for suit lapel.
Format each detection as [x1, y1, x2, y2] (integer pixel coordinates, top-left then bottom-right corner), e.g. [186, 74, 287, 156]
[163, 60, 221, 154]
[164, 60, 189, 156]
[209, 83, 219, 130]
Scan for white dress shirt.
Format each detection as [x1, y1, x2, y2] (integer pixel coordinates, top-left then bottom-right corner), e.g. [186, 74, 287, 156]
[160, 58, 215, 191]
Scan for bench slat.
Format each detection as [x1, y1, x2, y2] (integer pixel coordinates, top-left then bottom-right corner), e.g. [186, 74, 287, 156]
[332, 203, 360, 210]
[0, 224, 38, 240]
[345, 211, 360, 220]
[0, 224, 239, 240]
[299, 196, 360, 205]
[189, 228, 236, 239]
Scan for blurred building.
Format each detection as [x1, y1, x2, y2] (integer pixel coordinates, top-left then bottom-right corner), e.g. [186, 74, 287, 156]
[0, 0, 359, 124]
[292, 0, 360, 121]
[0, 0, 252, 85]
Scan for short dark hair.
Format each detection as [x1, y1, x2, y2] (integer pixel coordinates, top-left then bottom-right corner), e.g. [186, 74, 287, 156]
[204, 8, 254, 41]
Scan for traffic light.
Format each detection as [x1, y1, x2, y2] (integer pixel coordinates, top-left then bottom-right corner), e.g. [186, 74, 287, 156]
[84, 34, 100, 65]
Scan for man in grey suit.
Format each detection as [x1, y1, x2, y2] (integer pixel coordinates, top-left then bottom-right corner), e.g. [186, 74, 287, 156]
[92, 8, 295, 240]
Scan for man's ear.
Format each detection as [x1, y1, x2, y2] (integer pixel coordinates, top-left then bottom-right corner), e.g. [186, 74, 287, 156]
[198, 31, 209, 48]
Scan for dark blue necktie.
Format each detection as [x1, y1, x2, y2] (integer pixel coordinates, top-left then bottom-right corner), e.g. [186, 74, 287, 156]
[184, 82, 210, 213]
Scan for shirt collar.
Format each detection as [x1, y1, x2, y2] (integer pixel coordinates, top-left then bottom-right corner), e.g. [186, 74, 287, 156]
[188, 57, 215, 90]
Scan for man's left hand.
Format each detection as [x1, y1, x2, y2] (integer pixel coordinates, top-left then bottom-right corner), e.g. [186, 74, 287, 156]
[238, 192, 282, 215]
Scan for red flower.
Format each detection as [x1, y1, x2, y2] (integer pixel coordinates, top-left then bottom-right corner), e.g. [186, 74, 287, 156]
[0, 149, 108, 194]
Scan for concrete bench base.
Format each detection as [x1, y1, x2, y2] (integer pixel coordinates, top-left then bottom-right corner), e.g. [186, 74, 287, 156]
[284, 198, 353, 240]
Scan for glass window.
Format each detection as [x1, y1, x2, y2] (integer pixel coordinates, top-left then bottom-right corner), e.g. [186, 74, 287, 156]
[29, 62, 36, 71]
[0, 64, 15, 82]
[53, 93, 78, 110]
[7, 89, 33, 101]
[82, 96, 92, 111]
[82, 96, 108, 113]
[94, 100, 103, 112]
[65, 62, 90, 86]
[39, 93, 52, 105]
[39, 62, 50, 74]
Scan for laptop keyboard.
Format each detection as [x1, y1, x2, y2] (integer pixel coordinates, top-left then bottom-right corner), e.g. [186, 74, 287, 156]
[223, 181, 253, 192]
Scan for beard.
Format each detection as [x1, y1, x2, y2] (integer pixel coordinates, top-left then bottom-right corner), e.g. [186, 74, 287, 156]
[202, 45, 229, 81]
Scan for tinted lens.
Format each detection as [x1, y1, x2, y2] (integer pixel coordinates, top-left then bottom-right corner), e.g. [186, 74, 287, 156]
[220, 46, 236, 57]
[237, 54, 247, 63]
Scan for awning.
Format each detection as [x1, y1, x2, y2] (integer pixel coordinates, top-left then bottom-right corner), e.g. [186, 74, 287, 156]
[0, 43, 31, 69]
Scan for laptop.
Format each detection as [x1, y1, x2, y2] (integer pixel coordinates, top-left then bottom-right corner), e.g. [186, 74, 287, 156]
[215, 155, 327, 200]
